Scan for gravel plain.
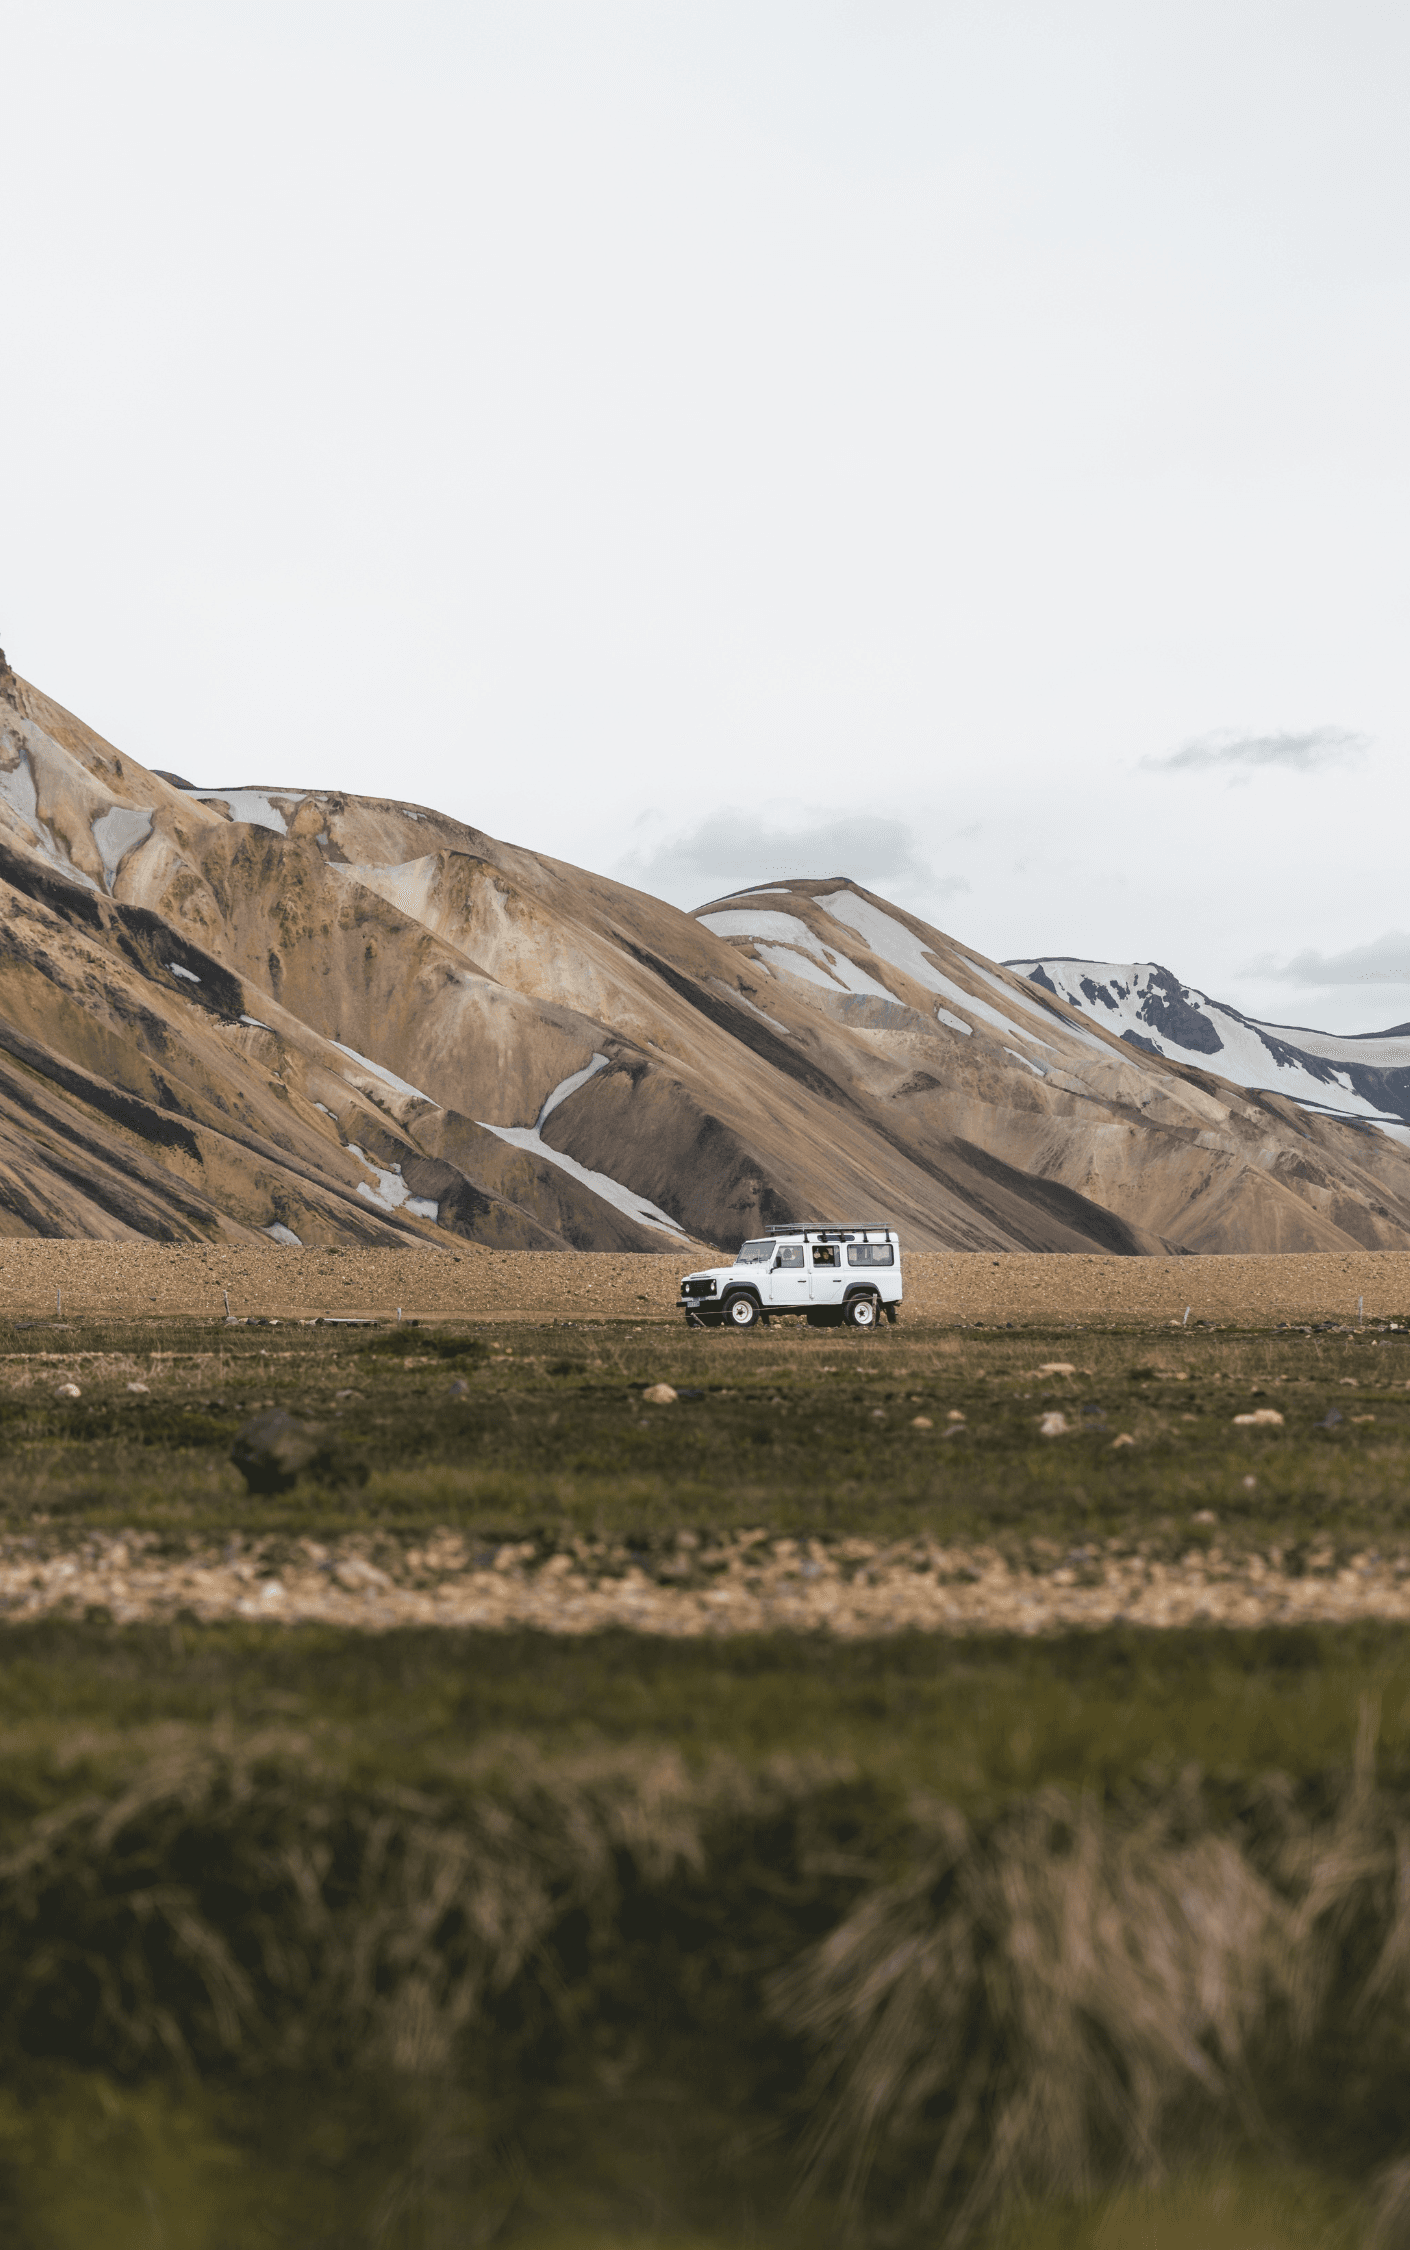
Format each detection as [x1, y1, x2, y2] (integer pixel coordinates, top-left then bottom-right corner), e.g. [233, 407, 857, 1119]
[1, 1239, 1409, 1326]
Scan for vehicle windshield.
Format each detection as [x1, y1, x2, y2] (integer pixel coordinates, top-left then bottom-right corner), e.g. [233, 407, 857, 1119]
[735, 1239, 773, 1263]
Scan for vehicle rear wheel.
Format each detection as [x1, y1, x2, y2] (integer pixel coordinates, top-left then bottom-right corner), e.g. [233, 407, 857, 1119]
[725, 1293, 761, 1330]
[845, 1293, 878, 1329]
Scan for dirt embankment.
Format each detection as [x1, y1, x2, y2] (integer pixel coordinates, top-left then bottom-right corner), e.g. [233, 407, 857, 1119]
[1, 1241, 1408, 1327]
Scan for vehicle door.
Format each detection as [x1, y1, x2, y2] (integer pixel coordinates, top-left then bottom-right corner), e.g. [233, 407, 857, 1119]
[807, 1242, 847, 1309]
[770, 1242, 808, 1310]
[845, 1238, 896, 1301]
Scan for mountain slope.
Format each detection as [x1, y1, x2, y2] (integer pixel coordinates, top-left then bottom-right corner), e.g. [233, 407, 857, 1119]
[1007, 957, 1410, 1139]
[3, 654, 1410, 1255]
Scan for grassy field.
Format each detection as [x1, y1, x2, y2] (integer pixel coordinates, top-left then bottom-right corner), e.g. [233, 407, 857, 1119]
[1, 1311, 1408, 1555]
[0, 1307, 1409, 2244]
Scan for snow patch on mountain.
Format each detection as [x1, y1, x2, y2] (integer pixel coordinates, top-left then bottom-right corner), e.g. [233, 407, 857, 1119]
[0, 742, 100, 889]
[753, 943, 848, 994]
[190, 789, 291, 835]
[477, 1057, 685, 1238]
[332, 1042, 434, 1105]
[92, 805, 152, 888]
[700, 886, 1096, 1053]
[346, 1146, 439, 1220]
[816, 893, 1056, 1046]
[537, 1052, 610, 1124]
[699, 908, 892, 998]
[962, 958, 1112, 1056]
[1011, 958, 1410, 1130]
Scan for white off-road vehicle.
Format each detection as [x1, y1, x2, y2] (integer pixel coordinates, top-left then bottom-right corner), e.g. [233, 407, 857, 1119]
[679, 1225, 902, 1332]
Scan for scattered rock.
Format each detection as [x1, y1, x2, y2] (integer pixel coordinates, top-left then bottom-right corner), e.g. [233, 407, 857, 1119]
[231, 1409, 321, 1494]
[1111, 1432, 1135, 1449]
[911, 1415, 933, 1429]
[1038, 1361, 1076, 1376]
[11, 1525, 1410, 1635]
[1192, 1509, 1218, 1525]
[448, 1378, 469, 1398]
[642, 1383, 678, 1405]
[334, 1556, 391, 1593]
[54, 1382, 81, 1400]
[1320, 1408, 1344, 1429]
[947, 1409, 965, 1422]
[126, 1381, 149, 1393]
[1038, 1411, 1069, 1437]
[1233, 1409, 1284, 1427]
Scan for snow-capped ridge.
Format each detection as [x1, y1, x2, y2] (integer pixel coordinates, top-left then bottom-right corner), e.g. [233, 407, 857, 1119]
[1011, 956, 1410, 1130]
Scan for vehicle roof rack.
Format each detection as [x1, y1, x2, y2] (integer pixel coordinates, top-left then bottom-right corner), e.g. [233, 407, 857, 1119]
[764, 1221, 895, 1236]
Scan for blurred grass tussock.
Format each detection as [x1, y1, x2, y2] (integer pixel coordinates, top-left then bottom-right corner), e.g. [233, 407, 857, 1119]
[775, 1696, 1410, 2242]
[1, 1712, 1410, 2242]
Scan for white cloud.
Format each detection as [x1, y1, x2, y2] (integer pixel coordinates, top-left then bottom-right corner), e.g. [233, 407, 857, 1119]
[5, 2, 1410, 1037]
[615, 808, 962, 914]
[1255, 932, 1410, 988]
[1146, 727, 1369, 775]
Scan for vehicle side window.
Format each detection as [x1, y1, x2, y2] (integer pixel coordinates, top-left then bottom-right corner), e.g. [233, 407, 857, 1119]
[810, 1245, 838, 1267]
[847, 1242, 895, 1266]
[775, 1245, 804, 1268]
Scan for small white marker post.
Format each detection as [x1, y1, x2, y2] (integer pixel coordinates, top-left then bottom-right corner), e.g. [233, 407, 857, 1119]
[1182, 1305, 1190, 1326]
[1359, 1295, 1364, 1324]
[56, 1288, 61, 1317]
[223, 1290, 231, 1320]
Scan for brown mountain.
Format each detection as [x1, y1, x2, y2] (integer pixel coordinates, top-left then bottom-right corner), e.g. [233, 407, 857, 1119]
[2, 656, 1409, 1257]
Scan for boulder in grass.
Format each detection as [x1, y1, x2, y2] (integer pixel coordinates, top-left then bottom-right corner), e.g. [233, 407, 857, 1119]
[642, 1384, 678, 1405]
[232, 1409, 321, 1494]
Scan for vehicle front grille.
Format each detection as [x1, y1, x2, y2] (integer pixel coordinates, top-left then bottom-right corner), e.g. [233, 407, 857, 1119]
[681, 1280, 716, 1297]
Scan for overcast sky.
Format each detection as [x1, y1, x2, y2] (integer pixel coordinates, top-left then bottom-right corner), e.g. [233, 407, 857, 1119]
[7, 1, 1409, 1031]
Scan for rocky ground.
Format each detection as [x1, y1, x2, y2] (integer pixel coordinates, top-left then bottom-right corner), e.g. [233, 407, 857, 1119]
[0, 1251, 1407, 1634]
[8, 1524, 1410, 1636]
[2, 1239, 1409, 1326]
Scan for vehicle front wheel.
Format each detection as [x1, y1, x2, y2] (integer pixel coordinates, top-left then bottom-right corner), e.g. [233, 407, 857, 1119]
[725, 1294, 761, 1330]
[844, 1293, 878, 1330]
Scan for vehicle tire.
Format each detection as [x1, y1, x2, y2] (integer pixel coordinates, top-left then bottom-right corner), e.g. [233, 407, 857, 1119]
[844, 1293, 879, 1330]
[725, 1293, 761, 1330]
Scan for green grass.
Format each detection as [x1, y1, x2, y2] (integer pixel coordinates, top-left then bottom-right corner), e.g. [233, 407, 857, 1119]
[1, 1315, 1409, 1554]
[2, 1618, 1410, 1816]
[987, 2164, 1369, 2250]
[2, 1313, 1410, 2243]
